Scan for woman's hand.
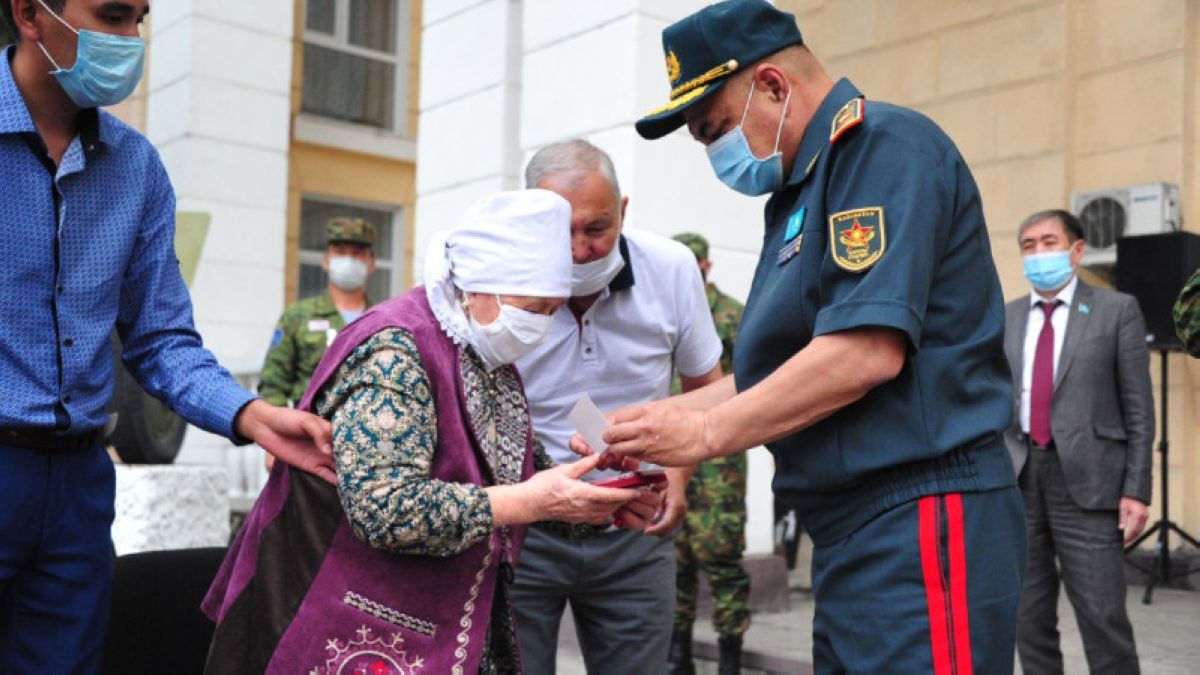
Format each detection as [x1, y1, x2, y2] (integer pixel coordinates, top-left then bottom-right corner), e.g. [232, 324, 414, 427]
[523, 452, 643, 525]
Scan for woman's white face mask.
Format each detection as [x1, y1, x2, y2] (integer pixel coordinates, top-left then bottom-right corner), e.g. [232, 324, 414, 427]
[468, 295, 554, 371]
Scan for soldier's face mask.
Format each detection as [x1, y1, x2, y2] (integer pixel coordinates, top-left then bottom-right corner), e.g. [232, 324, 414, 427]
[706, 81, 792, 196]
[329, 256, 369, 291]
[33, 0, 145, 109]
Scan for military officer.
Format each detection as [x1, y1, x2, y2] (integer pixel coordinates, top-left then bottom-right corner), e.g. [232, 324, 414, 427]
[259, 217, 377, 408]
[668, 232, 751, 675]
[583, 1, 1027, 672]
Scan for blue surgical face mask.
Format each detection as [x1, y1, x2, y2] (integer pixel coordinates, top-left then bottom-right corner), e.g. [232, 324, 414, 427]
[1023, 250, 1075, 292]
[34, 0, 145, 109]
[706, 82, 792, 196]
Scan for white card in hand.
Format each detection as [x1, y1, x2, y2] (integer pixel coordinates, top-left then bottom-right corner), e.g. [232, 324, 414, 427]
[568, 394, 610, 454]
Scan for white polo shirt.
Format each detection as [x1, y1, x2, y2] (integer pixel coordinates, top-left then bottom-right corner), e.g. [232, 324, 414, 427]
[516, 227, 723, 472]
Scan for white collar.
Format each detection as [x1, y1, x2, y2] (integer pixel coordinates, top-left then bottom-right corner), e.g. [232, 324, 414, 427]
[1029, 274, 1078, 310]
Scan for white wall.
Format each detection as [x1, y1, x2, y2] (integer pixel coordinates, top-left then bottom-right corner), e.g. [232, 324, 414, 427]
[415, 0, 777, 554]
[147, 0, 294, 469]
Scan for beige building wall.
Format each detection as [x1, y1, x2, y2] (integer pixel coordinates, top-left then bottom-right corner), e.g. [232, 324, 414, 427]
[778, 0, 1200, 539]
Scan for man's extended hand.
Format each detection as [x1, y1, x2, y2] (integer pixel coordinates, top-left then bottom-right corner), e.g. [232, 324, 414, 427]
[235, 400, 336, 484]
[1119, 496, 1149, 544]
[600, 401, 713, 467]
[645, 467, 689, 536]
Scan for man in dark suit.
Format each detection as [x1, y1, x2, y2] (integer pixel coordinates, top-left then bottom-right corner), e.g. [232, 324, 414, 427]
[1003, 209, 1154, 674]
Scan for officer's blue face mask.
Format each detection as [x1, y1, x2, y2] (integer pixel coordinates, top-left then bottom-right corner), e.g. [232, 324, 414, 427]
[33, 0, 145, 109]
[1023, 249, 1076, 292]
[706, 82, 793, 197]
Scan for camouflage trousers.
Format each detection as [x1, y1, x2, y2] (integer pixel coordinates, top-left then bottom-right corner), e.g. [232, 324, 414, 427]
[674, 453, 751, 638]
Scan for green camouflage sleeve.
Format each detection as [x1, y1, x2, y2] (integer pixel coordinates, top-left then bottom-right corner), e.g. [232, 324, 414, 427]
[712, 294, 744, 375]
[258, 310, 298, 407]
[1173, 267, 1200, 357]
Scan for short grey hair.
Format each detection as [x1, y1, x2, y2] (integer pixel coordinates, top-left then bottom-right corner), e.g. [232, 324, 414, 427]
[524, 139, 622, 205]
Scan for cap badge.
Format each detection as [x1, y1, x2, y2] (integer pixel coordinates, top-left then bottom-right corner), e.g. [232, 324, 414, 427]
[666, 50, 682, 84]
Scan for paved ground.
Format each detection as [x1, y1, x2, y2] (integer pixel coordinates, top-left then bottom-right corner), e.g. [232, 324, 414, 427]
[554, 579, 1200, 674]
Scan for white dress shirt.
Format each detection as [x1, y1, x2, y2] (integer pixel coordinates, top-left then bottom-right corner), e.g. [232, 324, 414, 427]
[1019, 275, 1077, 434]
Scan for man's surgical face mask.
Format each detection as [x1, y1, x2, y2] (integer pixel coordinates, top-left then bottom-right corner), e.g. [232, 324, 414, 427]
[571, 246, 625, 296]
[328, 256, 370, 291]
[705, 82, 792, 196]
[33, 0, 146, 109]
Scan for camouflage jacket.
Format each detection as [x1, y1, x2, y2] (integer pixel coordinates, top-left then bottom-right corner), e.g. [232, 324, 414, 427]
[1174, 267, 1200, 357]
[258, 292, 370, 406]
[707, 283, 743, 376]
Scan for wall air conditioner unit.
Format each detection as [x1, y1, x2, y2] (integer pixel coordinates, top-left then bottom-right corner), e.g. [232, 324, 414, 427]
[1070, 182, 1180, 266]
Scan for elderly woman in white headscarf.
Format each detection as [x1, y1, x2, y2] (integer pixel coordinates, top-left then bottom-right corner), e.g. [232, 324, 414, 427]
[203, 190, 659, 675]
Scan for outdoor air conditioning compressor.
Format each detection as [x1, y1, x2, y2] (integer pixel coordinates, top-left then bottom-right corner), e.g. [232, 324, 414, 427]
[1070, 181, 1180, 266]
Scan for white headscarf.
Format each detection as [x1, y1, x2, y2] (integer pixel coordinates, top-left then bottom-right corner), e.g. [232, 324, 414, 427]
[425, 189, 573, 345]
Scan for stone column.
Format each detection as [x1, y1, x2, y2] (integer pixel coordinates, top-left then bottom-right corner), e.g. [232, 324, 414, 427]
[146, 1, 294, 465]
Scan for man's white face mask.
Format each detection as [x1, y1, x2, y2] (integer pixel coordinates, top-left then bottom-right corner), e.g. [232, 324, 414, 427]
[571, 246, 625, 296]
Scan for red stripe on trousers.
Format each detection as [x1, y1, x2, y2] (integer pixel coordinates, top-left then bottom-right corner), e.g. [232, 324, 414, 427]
[945, 493, 974, 674]
[919, 494, 974, 675]
[919, 496, 952, 675]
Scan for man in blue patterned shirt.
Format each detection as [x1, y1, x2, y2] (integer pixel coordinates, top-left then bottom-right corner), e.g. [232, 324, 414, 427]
[0, 2, 335, 671]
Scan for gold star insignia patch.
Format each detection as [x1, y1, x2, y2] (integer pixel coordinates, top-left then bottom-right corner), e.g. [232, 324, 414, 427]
[829, 207, 886, 272]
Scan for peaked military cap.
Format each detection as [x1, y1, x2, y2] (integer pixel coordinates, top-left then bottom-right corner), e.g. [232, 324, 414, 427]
[636, 0, 804, 140]
[326, 217, 377, 247]
[672, 232, 710, 261]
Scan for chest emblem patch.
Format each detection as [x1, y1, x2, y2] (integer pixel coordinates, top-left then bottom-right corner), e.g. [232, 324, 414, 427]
[829, 207, 886, 272]
[784, 207, 806, 242]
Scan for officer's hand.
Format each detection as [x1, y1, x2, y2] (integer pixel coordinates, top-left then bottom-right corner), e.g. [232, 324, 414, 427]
[236, 400, 336, 484]
[602, 401, 712, 468]
[567, 433, 639, 472]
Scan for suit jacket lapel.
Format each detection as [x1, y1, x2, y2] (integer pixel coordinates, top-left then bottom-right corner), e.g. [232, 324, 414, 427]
[1054, 280, 1093, 391]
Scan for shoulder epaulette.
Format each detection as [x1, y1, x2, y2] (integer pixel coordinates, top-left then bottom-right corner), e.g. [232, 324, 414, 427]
[830, 97, 865, 144]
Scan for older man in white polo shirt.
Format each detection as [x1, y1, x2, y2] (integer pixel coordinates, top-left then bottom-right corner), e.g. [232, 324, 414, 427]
[510, 139, 724, 674]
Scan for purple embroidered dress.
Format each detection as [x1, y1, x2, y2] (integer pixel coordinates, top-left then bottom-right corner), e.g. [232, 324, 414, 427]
[203, 288, 538, 674]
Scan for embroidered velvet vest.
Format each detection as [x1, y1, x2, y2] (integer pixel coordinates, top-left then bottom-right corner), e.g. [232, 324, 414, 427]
[202, 288, 536, 674]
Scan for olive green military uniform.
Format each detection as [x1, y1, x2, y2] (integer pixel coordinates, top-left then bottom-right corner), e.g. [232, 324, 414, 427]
[1173, 267, 1200, 357]
[671, 233, 751, 639]
[258, 217, 376, 406]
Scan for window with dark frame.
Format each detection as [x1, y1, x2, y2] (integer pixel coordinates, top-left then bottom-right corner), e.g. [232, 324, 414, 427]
[302, 0, 405, 131]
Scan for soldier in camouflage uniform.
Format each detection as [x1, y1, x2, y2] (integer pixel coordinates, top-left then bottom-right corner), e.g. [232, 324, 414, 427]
[258, 218, 377, 408]
[669, 233, 751, 675]
[1173, 267, 1200, 357]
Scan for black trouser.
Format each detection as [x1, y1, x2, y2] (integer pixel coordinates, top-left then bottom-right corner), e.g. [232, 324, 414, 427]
[1016, 444, 1140, 675]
